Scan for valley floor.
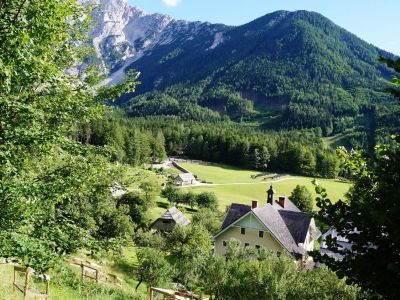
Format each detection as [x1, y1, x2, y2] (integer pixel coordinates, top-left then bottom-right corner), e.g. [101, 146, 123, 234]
[177, 161, 350, 210]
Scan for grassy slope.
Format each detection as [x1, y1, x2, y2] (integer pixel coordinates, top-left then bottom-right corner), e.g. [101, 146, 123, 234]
[180, 162, 351, 210]
[0, 264, 81, 300]
[0, 247, 147, 300]
[322, 133, 352, 149]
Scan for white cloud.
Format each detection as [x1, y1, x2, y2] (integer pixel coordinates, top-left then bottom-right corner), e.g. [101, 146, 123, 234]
[162, 0, 182, 7]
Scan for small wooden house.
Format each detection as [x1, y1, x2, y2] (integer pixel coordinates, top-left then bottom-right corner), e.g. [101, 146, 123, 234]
[152, 207, 190, 232]
[174, 173, 196, 186]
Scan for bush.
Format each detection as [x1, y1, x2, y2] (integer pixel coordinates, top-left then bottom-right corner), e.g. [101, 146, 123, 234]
[192, 208, 222, 234]
[196, 192, 218, 208]
[134, 229, 165, 249]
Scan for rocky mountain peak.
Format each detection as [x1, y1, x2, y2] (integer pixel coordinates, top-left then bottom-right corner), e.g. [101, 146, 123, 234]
[81, 0, 218, 84]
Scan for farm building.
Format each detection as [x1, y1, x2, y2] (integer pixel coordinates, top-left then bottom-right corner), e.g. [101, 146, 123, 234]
[174, 173, 196, 186]
[214, 186, 321, 261]
[152, 207, 190, 232]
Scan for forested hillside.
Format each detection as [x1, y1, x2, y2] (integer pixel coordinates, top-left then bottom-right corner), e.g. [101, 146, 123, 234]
[121, 10, 399, 149]
[78, 114, 339, 177]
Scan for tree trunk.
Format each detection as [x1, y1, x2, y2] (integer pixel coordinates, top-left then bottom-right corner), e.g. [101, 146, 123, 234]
[135, 278, 143, 291]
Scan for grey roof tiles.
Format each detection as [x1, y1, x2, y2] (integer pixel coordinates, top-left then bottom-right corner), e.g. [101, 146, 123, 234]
[218, 198, 313, 258]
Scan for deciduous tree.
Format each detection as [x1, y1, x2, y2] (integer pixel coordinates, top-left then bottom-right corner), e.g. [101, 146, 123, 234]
[314, 58, 400, 299]
[135, 248, 172, 291]
[0, 0, 138, 271]
[289, 185, 313, 213]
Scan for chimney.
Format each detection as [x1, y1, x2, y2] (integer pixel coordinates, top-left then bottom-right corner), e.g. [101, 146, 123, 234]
[252, 200, 259, 209]
[278, 196, 286, 208]
[267, 185, 275, 205]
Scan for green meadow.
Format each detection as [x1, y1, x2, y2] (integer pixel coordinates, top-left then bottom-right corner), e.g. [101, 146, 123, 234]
[179, 162, 269, 183]
[179, 162, 351, 210]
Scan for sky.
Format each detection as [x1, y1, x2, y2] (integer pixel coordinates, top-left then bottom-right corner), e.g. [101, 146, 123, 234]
[128, 0, 399, 55]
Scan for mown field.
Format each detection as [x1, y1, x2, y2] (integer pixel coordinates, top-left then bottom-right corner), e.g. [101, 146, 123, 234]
[179, 162, 272, 184]
[179, 162, 351, 210]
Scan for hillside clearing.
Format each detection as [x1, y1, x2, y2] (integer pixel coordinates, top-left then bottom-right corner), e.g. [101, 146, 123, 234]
[179, 162, 351, 210]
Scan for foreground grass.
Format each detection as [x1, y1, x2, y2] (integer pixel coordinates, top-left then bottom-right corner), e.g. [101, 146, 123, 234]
[0, 264, 83, 300]
[0, 247, 146, 300]
[180, 162, 351, 210]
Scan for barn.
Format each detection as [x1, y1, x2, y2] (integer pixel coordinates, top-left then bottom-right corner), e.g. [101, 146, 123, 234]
[174, 173, 196, 186]
[151, 207, 190, 232]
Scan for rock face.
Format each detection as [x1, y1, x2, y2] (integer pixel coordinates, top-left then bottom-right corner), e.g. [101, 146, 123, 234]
[83, 0, 222, 84]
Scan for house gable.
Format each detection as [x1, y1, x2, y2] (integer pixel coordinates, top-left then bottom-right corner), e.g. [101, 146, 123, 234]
[235, 212, 267, 231]
[215, 210, 288, 254]
[214, 225, 284, 256]
[214, 203, 312, 259]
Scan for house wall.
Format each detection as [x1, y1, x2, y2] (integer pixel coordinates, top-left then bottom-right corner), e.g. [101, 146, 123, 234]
[302, 219, 316, 252]
[173, 178, 183, 186]
[181, 180, 193, 186]
[236, 213, 265, 230]
[299, 231, 313, 253]
[152, 219, 177, 232]
[215, 226, 284, 256]
[173, 179, 192, 186]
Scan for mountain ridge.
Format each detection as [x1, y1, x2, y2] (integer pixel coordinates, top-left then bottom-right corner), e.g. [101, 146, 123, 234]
[82, 0, 226, 84]
[85, 1, 395, 87]
[86, 0, 399, 148]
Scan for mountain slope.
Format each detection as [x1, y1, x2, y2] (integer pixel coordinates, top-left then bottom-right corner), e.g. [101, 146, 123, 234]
[120, 10, 397, 147]
[127, 10, 393, 93]
[82, 0, 227, 84]
[85, 1, 398, 148]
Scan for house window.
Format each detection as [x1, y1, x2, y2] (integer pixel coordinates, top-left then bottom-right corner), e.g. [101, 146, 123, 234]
[240, 228, 246, 235]
[162, 220, 171, 224]
[223, 241, 227, 247]
[244, 243, 249, 248]
[259, 230, 264, 238]
[255, 245, 261, 250]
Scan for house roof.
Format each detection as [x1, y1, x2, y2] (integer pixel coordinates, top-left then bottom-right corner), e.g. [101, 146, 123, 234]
[220, 204, 252, 231]
[253, 205, 306, 257]
[176, 173, 196, 182]
[216, 199, 313, 258]
[159, 207, 190, 226]
[278, 210, 311, 243]
[274, 198, 301, 212]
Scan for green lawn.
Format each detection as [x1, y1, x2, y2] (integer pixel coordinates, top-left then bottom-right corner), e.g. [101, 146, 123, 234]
[180, 162, 351, 211]
[179, 162, 276, 184]
[163, 168, 181, 175]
